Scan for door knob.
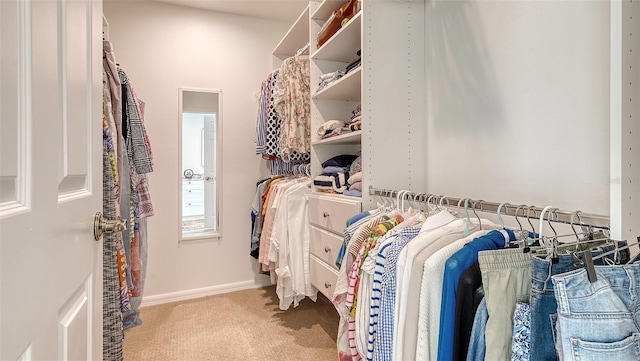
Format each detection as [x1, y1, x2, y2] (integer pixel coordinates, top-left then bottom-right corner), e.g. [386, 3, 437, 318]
[205, 176, 214, 181]
[93, 212, 127, 241]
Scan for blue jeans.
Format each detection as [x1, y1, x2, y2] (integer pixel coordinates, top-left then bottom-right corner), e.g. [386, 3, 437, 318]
[529, 244, 629, 361]
[466, 297, 488, 361]
[552, 263, 640, 361]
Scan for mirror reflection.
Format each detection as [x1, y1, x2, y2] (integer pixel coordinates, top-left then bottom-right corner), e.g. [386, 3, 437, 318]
[180, 89, 220, 237]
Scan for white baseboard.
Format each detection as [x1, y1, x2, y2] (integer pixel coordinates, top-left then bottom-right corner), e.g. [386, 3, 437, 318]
[140, 278, 273, 308]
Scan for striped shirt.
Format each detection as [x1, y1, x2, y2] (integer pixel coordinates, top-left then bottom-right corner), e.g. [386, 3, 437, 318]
[336, 209, 386, 269]
[369, 227, 420, 360]
[346, 217, 402, 360]
[254, 79, 268, 154]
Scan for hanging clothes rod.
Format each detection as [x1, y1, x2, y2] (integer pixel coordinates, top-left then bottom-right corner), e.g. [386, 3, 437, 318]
[368, 186, 610, 230]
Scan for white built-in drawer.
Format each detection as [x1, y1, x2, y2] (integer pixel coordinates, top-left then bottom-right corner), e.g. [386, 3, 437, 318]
[183, 179, 204, 191]
[308, 194, 361, 235]
[310, 254, 339, 300]
[310, 225, 343, 270]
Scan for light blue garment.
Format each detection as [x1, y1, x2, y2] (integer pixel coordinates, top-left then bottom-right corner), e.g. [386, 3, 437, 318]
[552, 263, 640, 361]
[511, 302, 531, 361]
[343, 189, 362, 197]
[347, 211, 371, 226]
[530, 243, 630, 361]
[374, 227, 420, 361]
[466, 298, 488, 361]
[323, 166, 350, 174]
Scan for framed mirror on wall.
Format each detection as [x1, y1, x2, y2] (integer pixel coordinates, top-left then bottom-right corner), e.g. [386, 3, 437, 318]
[178, 87, 222, 240]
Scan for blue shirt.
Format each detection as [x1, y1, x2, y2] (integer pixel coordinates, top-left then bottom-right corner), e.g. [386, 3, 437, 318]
[437, 229, 516, 361]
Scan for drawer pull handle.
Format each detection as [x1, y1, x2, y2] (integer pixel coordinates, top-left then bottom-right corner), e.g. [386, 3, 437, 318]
[324, 246, 331, 253]
[324, 282, 332, 288]
[323, 212, 330, 218]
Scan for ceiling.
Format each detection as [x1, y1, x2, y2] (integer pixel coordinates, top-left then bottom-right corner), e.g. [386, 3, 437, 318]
[152, 0, 310, 22]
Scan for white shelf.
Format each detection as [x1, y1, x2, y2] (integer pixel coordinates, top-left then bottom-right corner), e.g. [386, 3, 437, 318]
[310, 191, 362, 201]
[313, 67, 361, 101]
[272, 5, 310, 56]
[311, 0, 345, 21]
[311, 12, 361, 63]
[313, 131, 362, 145]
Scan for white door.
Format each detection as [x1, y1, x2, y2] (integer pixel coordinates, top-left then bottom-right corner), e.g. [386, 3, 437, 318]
[203, 113, 217, 231]
[1, 0, 104, 360]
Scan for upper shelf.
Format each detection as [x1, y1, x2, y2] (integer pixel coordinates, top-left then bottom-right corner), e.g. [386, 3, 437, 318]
[272, 5, 310, 57]
[313, 66, 361, 101]
[311, 11, 361, 63]
[312, 130, 362, 146]
[311, 0, 346, 21]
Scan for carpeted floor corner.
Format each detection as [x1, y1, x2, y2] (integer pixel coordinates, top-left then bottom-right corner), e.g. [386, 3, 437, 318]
[123, 286, 339, 360]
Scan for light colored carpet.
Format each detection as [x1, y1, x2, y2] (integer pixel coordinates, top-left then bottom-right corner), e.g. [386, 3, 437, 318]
[124, 286, 339, 360]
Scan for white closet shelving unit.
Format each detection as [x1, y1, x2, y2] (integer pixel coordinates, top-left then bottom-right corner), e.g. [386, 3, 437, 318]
[268, 0, 640, 301]
[309, 0, 362, 190]
[307, 0, 364, 300]
[611, 0, 640, 247]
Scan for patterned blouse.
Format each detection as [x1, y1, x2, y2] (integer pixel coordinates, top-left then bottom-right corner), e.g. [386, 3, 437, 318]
[272, 56, 311, 162]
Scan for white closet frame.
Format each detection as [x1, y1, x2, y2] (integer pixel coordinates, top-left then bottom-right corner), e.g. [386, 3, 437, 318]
[272, 0, 639, 246]
[610, 0, 639, 245]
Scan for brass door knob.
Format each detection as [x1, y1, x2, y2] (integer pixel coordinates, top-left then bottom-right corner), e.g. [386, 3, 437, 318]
[93, 212, 127, 241]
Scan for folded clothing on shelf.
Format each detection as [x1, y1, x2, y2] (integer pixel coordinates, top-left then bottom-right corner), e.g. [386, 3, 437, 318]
[350, 104, 361, 120]
[314, 172, 349, 194]
[321, 154, 360, 168]
[317, 70, 345, 92]
[348, 171, 362, 184]
[343, 189, 362, 197]
[324, 166, 350, 173]
[349, 181, 362, 191]
[350, 156, 362, 173]
[321, 128, 349, 139]
[317, 120, 345, 137]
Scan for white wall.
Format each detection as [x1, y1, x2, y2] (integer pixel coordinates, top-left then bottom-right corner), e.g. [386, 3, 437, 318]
[423, 1, 610, 216]
[103, 1, 289, 299]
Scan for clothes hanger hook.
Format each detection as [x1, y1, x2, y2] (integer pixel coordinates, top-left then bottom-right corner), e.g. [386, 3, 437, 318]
[396, 190, 404, 210]
[469, 199, 482, 227]
[514, 204, 526, 232]
[439, 196, 451, 210]
[426, 194, 438, 213]
[463, 198, 472, 223]
[526, 206, 537, 234]
[570, 210, 583, 244]
[497, 202, 510, 229]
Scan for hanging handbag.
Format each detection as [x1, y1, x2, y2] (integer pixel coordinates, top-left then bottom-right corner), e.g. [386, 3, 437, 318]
[316, 0, 361, 48]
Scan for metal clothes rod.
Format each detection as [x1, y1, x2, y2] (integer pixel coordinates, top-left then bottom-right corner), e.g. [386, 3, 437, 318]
[368, 186, 610, 230]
